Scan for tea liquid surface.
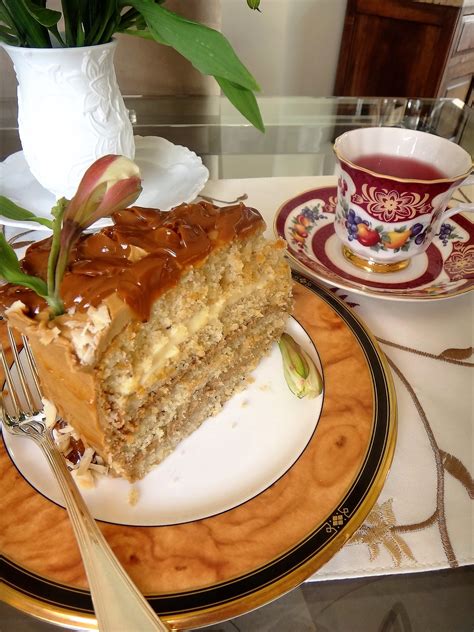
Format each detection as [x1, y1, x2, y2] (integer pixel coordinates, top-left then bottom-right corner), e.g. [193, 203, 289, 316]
[354, 154, 445, 180]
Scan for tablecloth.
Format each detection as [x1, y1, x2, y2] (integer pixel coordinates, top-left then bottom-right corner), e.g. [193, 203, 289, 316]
[2, 175, 472, 583]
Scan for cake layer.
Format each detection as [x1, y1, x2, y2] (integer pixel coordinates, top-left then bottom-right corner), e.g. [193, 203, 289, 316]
[105, 309, 288, 481]
[98, 233, 289, 405]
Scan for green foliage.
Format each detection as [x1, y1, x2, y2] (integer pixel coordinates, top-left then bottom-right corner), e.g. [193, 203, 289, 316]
[0, 196, 54, 229]
[0, 204, 65, 316]
[247, 0, 261, 10]
[0, 233, 49, 300]
[278, 333, 323, 399]
[0, 0, 264, 130]
[216, 76, 264, 132]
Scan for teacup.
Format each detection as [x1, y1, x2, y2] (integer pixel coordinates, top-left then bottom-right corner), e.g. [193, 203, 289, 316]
[333, 127, 473, 273]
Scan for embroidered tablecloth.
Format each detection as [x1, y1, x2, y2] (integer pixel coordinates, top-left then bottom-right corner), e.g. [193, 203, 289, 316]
[1, 175, 472, 584]
[200, 176, 473, 580]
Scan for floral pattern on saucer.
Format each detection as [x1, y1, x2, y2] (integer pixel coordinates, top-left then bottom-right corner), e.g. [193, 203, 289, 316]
[287, 197, 333, 253]
[274, 186, 474, 301]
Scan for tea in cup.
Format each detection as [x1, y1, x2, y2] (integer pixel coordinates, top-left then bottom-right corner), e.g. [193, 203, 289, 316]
[333, 127, 473, 273]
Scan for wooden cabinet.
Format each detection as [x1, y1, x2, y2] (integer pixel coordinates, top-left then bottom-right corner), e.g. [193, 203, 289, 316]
[334, 0, 474, 103]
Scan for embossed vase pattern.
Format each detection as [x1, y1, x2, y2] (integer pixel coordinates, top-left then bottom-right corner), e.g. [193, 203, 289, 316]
[2, 40, 135, 198]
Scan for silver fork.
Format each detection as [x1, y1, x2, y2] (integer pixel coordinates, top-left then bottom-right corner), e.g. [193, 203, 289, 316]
[0, 325, 168, 632]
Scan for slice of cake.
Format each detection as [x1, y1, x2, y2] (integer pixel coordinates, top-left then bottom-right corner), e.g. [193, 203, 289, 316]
[2, 201, 292, 481]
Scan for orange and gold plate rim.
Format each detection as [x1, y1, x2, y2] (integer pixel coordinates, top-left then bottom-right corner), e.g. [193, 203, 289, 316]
[1, 274, 397, 630]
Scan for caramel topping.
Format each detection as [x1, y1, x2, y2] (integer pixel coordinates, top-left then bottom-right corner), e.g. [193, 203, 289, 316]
[0, 201, 264, 321]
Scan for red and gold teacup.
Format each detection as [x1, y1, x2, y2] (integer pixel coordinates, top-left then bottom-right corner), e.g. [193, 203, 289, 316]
[333, 127, 473, 273]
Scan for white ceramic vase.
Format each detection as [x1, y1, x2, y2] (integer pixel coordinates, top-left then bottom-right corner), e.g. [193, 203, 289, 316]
[2, 40, 135, 199]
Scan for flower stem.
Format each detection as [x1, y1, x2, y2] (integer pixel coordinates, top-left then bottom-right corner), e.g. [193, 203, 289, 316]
[46, 198, 68, 316]
[46, 294, 65, 317]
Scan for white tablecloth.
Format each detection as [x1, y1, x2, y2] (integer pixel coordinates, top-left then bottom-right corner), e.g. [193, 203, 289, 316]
[201, 176, 474, 580]
[2, 175, 472, 582]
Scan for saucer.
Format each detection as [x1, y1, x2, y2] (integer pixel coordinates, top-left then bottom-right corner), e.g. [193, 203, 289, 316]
[274, 186, 474, 301]
[0, 135, 209, 230]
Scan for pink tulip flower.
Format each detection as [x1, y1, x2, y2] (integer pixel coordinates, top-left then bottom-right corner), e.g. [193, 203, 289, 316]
[61, 155, 142, 241]
[49, 155, 142, 314]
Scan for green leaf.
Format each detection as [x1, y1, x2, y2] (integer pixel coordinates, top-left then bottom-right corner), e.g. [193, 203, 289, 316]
[0, 233, 48, 298]
[101, 11, 121, 45]
[215, 76, 265, 132]
[61, 0, 80, 46]
[22, 0, 61, 28]
[82, 0, 118, 45]
[3, 0, 51, 46]
[47, 24, 65, 46]
[121, 27, 154, 40]
[117, 6, 141, 30]
[0, 25, 18, 44]
[0, 2, 20, 36]
[0, 3, 15, 29]
[76, 21, 85, 46]
[0, 196, 54, 229]
[128, 1, 260, 92]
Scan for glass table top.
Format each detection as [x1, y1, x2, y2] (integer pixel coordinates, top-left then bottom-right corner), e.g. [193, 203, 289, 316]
[1, 96, 472, 180]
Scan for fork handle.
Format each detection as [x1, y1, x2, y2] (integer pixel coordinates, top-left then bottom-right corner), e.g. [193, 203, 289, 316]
[39, 433, 169, 631]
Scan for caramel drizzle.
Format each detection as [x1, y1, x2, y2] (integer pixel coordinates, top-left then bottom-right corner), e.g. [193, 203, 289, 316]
[0, 202, 264, 321]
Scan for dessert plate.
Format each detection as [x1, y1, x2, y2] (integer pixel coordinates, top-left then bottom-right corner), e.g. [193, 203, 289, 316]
[0, 135, 209, 230]
[0, 277, 396, 630]
[275, 186, 474, 301]
[3, 316, 323, 526]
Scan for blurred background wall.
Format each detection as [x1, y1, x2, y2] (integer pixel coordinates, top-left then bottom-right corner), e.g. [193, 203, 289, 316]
[0, 0, 347, 99]
[221, 0, 347, 96]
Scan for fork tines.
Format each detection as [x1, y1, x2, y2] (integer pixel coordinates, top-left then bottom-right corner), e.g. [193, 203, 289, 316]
[0, 325, 43, 419]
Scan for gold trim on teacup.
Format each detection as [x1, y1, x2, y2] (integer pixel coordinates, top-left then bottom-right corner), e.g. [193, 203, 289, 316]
[342, 246, 411, 273]
[333, 144, 473, 185]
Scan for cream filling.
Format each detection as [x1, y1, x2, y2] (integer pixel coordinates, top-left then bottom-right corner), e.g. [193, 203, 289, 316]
[116, 278, 270, 396]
